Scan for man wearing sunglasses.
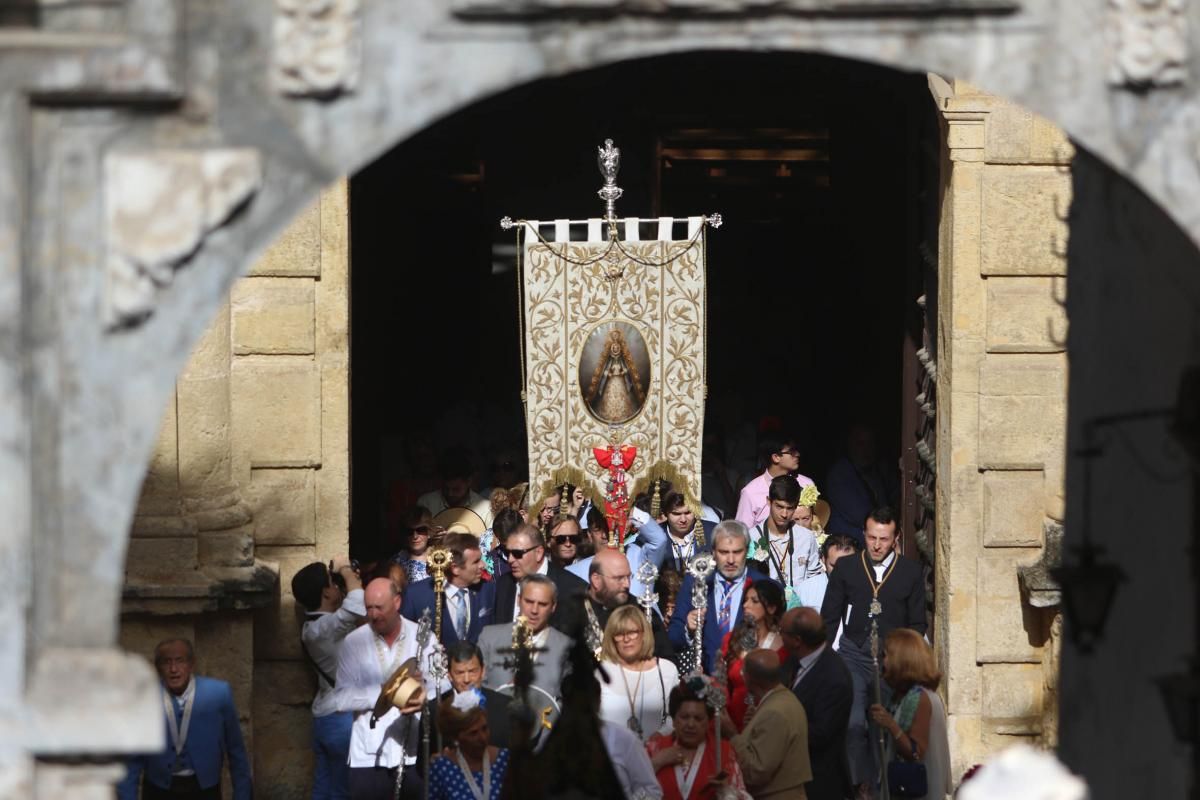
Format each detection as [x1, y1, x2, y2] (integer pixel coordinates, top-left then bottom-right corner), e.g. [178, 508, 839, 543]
[492, 524, 586, 633]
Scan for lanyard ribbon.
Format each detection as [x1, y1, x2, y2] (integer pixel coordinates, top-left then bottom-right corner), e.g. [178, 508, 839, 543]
[162, 677, 196, 765]
[455, 748, 491, 800]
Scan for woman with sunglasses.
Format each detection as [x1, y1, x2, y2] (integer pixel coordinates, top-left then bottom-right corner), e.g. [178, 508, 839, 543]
[392, 504, 436, 584]
[548, 516, 588, 568]
[596, 605, 680, 743]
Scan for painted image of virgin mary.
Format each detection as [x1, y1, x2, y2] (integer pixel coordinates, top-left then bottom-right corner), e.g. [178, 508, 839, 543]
[580, 324, 650, 424]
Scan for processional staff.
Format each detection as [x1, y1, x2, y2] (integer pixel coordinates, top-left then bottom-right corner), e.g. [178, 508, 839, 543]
[870, 616, 892, 800]
[427, 547, 452, 642]
[686, 553, 716, 675]
[636, 560, 659, 620]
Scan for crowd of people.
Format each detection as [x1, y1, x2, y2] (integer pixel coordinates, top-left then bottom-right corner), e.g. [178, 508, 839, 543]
[118, 432, 956, 800]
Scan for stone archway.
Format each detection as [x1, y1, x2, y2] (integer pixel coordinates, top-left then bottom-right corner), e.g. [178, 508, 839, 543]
[3, 2, 1198, 796]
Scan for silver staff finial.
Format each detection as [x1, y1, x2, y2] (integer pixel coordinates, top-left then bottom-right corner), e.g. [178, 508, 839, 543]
[597, 139, 624, 224]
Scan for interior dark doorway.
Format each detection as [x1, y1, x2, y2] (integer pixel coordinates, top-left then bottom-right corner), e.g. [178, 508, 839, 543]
[348, 52, 941, 562]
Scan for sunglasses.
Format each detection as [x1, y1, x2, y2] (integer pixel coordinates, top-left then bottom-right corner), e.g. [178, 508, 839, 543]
[411, 525, 431, 535]
[553, 534, 583, 545]
[500, 546, 538, 560]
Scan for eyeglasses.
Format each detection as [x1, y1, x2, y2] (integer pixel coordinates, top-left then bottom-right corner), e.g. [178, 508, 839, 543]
[553, 534, 583, 545]
[614, 629, 642, 640]
[500, 546, 538, 560]
[778, 449, 799, 457]
[411, 525, 431, 535]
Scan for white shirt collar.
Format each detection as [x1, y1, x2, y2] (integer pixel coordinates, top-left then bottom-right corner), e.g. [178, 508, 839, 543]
[169, 677, 196, 706]
[535, 558, 549, 576]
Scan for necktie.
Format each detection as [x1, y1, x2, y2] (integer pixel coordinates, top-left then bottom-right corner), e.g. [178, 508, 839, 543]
[792, 661, 807, 689]
[452, 590, 468, 639]
[718, 578, 735, 636]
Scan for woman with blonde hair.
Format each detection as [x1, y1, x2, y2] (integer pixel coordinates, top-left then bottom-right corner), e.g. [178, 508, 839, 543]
[596, 605, 681, 743]
[869, 628, 952, 800]
[428, 691, 510, 800]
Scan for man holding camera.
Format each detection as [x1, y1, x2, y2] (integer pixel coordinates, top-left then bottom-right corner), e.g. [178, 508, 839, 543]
[292, 556, 364, 800]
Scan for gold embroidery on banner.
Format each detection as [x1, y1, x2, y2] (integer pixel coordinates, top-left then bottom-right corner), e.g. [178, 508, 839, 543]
[524, 237, 705, 501]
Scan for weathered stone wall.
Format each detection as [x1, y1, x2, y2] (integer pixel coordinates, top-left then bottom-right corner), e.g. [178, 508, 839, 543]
[120, 180, 350, 799]
[931, 77, 1070, 777]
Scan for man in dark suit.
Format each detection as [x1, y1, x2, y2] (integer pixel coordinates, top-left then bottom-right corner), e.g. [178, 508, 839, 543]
[118, 639, 251, 800]
[657, 490, 716, 575]
[433, 641, 512, 749]
[493, 523, 585, 633]
[401, 532, 495, 644]
[667, 520, 774, 673]
[820, 506, 925, 797]
[781, 607, 853, 800]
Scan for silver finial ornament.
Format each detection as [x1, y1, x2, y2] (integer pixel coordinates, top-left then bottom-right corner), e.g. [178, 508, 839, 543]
[500, 216, 515, 230]
[707, 213, 723, 229]
[637, 560, 660, 619]
[597, 139, 624, 223]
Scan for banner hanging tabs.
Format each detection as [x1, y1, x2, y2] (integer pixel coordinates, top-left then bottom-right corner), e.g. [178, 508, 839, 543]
[657, 217, 673, 242]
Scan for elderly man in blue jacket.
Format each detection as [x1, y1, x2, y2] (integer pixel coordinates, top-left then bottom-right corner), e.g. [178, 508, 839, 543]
[118, 638, 252, 799]
[668, 519, 774, 673]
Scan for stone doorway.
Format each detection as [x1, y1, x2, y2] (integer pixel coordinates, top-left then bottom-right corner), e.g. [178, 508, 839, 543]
[348, 51, 942, 563]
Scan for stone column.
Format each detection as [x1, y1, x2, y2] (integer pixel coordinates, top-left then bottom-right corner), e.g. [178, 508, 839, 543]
[930, 77, 1071, 774]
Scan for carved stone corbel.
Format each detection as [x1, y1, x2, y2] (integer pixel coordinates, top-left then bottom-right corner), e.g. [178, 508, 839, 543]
[274, 0, 362, 97]
[1018, 520, 1064, 608]
[1108, 0, 1187, 88]
[105, 149, 261, 329]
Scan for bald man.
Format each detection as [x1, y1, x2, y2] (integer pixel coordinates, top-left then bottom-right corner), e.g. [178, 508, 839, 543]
[780, 608, 853, 800]
[731, 649, 813, 799]
[333, 577, 440, 799]
[580, 548, 675, 663]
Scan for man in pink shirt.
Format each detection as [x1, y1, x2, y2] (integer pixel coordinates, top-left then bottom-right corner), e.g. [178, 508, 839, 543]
[735, 435, 814, 527]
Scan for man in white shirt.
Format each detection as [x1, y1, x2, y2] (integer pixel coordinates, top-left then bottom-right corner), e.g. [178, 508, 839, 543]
[292, 556, 364, 800]
[333, 577, 440, 799]
[416, 448, 493, 527]
[750, 475, 824, 610]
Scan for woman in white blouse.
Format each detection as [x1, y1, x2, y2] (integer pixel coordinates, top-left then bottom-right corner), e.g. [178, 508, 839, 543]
[596, 605, 681, 743]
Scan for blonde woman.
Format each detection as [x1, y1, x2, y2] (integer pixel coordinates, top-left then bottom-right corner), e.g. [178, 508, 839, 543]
[596, 605, 681, 743]
[868, 628, 952, 800]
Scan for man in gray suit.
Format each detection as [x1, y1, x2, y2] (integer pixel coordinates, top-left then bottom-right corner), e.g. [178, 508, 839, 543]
[477, 574, 573, 707]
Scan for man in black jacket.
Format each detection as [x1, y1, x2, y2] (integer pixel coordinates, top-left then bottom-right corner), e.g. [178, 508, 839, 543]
[781, 607, 853, 800]
[820, 507, 925, 798]
[493, 523, 586, 633]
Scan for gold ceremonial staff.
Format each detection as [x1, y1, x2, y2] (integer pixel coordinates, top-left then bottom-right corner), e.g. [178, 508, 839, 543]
[427, 547, 452, 642]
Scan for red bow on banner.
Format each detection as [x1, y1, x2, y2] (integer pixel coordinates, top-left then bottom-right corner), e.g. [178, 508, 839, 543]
[593, 445, 637, 548]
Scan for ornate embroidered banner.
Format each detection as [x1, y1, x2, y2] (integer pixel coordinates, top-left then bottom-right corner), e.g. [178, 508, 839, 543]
[519, 218, 709, 512]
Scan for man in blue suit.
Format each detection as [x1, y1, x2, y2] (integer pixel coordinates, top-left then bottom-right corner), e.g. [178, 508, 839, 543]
[401, 532, 495, 644]
[118, 638, 251, 799]
[668, 519, 774, 673]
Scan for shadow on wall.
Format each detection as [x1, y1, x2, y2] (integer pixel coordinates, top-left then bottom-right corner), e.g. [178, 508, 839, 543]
[1060, 150, 1200, 800]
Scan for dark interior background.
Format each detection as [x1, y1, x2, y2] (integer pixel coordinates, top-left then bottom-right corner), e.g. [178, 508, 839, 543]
[349, 52, 941, 560]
